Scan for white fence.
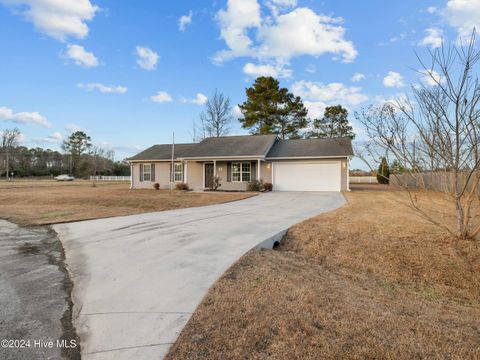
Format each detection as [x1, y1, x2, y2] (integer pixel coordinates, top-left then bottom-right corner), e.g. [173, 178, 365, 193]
[89, 176, 130, 181]
[349, 176, 378, 184]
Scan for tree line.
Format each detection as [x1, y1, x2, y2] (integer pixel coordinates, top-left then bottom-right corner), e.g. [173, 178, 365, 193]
[0, 130, 130, 179]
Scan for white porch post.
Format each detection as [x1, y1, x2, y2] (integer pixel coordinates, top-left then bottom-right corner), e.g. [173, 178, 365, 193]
[184, 161, 188, 183]
[213, 160, 217, 177]
[130, 163, 133, 189]
[257, 159, 260, 181]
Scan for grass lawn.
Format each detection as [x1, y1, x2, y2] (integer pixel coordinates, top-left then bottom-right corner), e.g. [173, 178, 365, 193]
[0, 180, 255, 225]
[166, 184, 480, 360]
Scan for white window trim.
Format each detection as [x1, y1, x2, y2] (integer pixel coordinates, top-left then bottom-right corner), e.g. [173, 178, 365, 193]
[143, 164, 152, 182]
[231, 162, 251, 182]
[174, 163, 183, 182]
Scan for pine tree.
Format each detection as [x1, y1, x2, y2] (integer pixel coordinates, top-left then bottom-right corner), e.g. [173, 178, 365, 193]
[238, 77, 309, 139]
[307, 105, 355, 139]
[377, 157, 390, 184]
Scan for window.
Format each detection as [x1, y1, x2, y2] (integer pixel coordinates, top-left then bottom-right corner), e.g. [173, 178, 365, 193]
[174, 163, 183, 182]
[231, 162, 251, 182]
[242, 162, 251, 182]
[143, 164, 151, 182]
[232, 163, 241, 182]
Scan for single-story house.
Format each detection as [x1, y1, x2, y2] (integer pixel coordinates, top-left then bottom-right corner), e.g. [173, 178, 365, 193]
[127, 134, 353, 192]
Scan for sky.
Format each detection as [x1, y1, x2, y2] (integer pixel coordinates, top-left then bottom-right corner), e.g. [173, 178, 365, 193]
[0, 0, 479, 169]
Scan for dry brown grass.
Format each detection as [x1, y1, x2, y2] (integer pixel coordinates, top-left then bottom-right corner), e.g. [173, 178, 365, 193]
[0, 180, 254, 225]
[166, 184, 480, 360]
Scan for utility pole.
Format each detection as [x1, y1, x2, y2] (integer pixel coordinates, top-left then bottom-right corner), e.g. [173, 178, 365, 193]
[170, 132, 175, 190]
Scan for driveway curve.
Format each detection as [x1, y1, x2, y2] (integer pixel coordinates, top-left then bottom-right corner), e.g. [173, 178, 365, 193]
[54, 192, 345, 359]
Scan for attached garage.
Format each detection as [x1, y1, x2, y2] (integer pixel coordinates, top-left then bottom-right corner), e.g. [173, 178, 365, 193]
[273, 161, 342, 192]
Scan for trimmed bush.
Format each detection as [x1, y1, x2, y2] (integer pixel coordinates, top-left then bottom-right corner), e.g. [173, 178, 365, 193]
[247, 179, 263, 192]
[263, 182, 273, 192]
[175, 182, 189, 191]
[153, 183, 160, 190]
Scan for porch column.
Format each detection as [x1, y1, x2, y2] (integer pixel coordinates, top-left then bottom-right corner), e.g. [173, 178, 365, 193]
[257, 159, 261, 181]
[184, 160, 188, 183]
[213, 160, 217, 177]
[130, 163, 133, 189]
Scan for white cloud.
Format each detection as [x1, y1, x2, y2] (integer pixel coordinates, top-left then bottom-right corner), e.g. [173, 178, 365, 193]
[420, 27, 443, 48]
[64, 44, 98, 67]
[305, 64, 316, 73]
[77, 83, 127, 94]
[191, 93, 208, 105]
[33, 131, 63, 144]
[242, 62, 292, 78]
[178, 10, 192, 31]
[66, 123, 82, 132]
[233, 104, 244, 118]
[214, 1, 356, 65]
[444, 0, 480, 40]
[383, 71, 405, 88]
[135, 46, 159, 70]
[0, 106, 52, 127]
[419, 69, 444, 86]
[351, 72, 365, 82]
[96, 141, 142, 153]
[292, 80, 368, 118]
[181, 93, 208, 105]
[427, 6, 437, 14]
[150, 91, 173, 104]
[0, 0, 99, 41]
[265, 0, 298, 16]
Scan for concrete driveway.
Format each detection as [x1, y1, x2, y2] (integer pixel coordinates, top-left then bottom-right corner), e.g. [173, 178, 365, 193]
[54, 192, 345, 359]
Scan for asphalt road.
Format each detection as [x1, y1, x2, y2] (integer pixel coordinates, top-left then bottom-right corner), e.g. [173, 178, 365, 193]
[0, 220, 80, 360]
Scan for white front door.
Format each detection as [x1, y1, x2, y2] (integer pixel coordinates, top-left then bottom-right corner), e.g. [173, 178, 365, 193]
[273, 162, 341, 191]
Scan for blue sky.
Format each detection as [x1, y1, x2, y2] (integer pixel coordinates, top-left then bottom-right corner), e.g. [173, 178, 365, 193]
[0, 0, 478, 168]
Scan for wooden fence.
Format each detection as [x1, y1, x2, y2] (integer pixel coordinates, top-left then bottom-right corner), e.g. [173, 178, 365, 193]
[389, 172, 478, 193]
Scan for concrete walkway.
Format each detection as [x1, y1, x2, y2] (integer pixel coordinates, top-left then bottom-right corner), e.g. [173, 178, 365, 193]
[54, 192, 345, 359]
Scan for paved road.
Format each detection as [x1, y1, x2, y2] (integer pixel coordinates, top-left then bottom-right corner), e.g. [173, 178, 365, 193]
[0, 220, 80, 360]
[54, 192, 345, 359]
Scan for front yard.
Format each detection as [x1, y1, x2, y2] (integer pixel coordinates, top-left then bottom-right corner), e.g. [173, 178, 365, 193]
[0, 180, 255, 225]
[166, 184, 480, 359]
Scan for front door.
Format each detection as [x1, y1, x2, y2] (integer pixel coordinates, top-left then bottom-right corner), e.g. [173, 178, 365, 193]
[204, 163, 214, 189]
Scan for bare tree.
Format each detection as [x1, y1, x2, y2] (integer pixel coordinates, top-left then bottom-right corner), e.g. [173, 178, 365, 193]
[356, 31, 480, 239]
[1, 128, 21, 181]
[199, 90, 233, 137]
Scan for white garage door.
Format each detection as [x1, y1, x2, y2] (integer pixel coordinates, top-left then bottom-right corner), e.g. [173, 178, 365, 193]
[273, 162, 341, 191]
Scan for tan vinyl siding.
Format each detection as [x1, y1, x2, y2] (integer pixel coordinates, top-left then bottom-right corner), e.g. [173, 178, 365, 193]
[130, 162, 172, 189]
[186, 161, 203, 190]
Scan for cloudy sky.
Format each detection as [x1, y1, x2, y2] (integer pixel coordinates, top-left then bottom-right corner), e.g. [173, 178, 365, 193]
[0, 0, 478, 166]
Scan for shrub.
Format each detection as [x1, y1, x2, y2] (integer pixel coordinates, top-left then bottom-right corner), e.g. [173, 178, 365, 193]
[153, 183, 160, 190]
[247, 179, 263, 192]
[263, 182, 273, 192]
[377, 157, 390, 184]
[212, 176, 221, 191]
[175, 182, 189, 191]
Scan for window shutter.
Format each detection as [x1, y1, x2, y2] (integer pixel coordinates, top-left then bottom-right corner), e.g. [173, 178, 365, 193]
[227, 162, 231, 182]
[182, 163, 185, 182]
[151, 163, 155, 182]
[140, 164, 144, 182]
[170, 163, 173, 182]
[251, 162, 257, 180]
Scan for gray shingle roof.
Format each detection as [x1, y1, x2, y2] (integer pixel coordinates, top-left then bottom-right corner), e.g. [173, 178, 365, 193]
[183, 134, 277, 158]
[128, 143, 197, 161]
[128, 135, 352, 161]
[266, 137, 353, 158]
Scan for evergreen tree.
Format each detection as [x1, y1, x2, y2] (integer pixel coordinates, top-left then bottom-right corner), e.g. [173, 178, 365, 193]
[307, 105, 355, 139]
[238, 77, 308, 139]
[377, 157, 390, 184]
[62, 131, 92, 175]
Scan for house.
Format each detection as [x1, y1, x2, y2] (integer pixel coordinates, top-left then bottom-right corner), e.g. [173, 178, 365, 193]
[128, 134, 353, 192]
